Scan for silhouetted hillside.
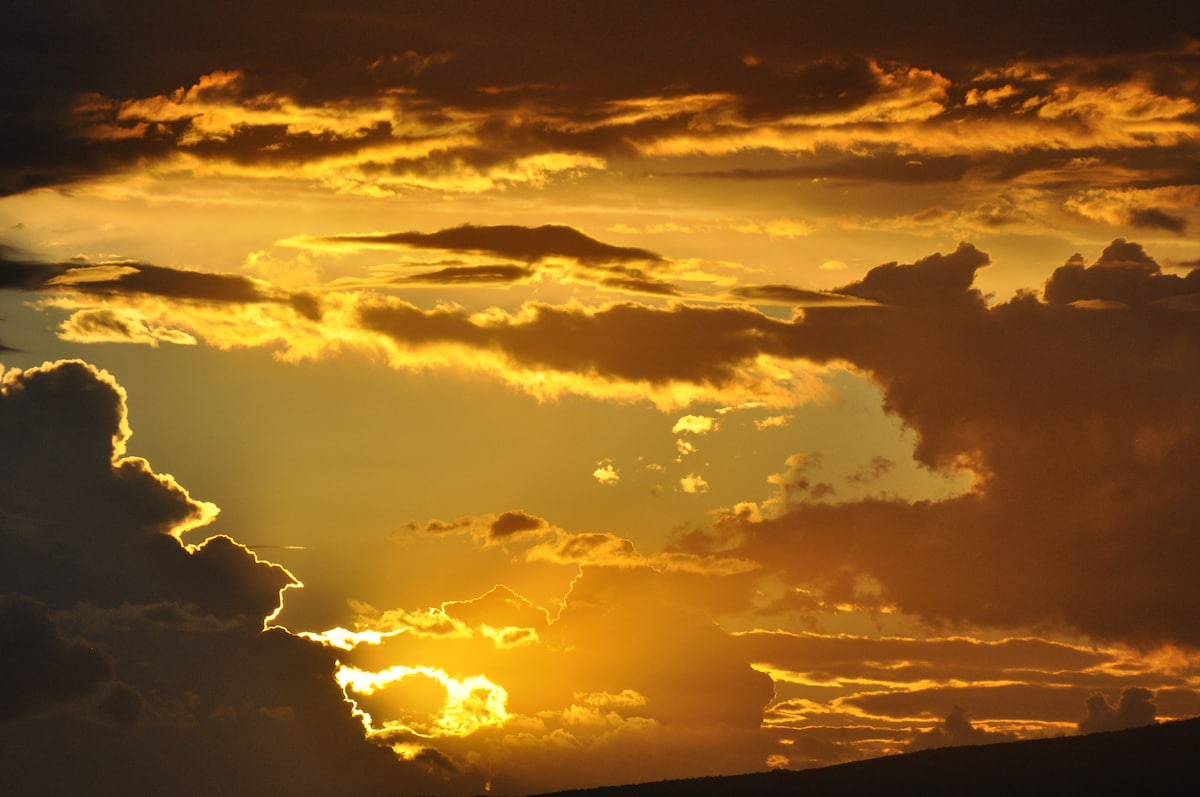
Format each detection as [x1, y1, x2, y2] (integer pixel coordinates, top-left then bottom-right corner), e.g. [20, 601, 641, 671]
[532, 717, 1200, 797]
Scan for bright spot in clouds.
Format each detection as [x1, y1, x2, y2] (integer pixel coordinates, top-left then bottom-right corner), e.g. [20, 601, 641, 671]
[672, 414, 717, 434]
[593, 460, 620, 485]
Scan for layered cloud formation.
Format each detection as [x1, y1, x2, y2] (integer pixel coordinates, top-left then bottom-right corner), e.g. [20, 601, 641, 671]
[3, 2, 1200, 794]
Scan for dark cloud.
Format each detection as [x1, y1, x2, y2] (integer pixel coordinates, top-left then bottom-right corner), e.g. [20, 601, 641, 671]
[1128, 208, 1188, 234]
[78, 262, 271, 304]
[0, 256, 61, 289]
[326, 223, 664, 265]
[842, 683, 1095, 724]
[670, 240, 1200, 647]
[0, 251, 322, 320]
[96, 682, 145, 725]
[1079, 687, 1157, 734]
[181, 119, 399, 167]
[600, 274, 681, 297]
[737, 630, 1113, 684]
[907, 705, 1017, 751]
[0, 359, 438, 794]
[1043, 238, 1200, 307]
[0, 595, 114, 721]
[359, 298, 796, 386]
[832, 242, 990, 307]
[846, 455, 893, 485]
[730, 284, 872, 306]
[734, 56, 886, 122]
[490, 509, 547, 540]
[3, 2, 1199, 197]
[397, 264, 533, 285]
[0, 360, 294, 621]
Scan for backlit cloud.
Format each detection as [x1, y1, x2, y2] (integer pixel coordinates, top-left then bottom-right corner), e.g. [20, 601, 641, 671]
[3, 4, 1200, 791]
[0, 360, 441, 794]
[697, 240, 1200, 647]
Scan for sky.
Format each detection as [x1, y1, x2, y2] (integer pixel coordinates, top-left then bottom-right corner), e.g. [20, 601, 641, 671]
[2, 2, 1200, 794]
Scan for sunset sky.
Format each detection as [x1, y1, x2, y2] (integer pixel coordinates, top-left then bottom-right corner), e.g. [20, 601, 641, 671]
[3, 3, 1200, 794]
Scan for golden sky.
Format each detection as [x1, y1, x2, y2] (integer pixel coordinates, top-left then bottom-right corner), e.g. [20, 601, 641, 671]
[2, 2, 1200, 794]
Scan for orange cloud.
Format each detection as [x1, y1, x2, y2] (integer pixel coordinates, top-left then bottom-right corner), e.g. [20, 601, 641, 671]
[323, 567, 774, 792]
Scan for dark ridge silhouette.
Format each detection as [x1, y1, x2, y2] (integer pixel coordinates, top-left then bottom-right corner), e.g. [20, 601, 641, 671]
[531, 717, 1200, 797]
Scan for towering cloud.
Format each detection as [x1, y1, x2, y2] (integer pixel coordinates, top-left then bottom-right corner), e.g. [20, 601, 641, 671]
[0, 360, 439, 795]
[697, 240, 1200, 646]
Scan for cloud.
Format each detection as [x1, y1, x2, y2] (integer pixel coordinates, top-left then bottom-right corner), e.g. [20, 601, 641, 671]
[1079, 687, 1158, 734]
[395, 264, 534, 285]
[489, 510, 549, 541]
[2, 1, 1198, 227]
[0, 595, 115, 721]
[730, 284, 875, 306]
[697, 240, 1200, 647]
[0, 358, 300, 620]
[832, 242, 990, 307]
[1127, 208, 1187, 234]
[357, 297, 831, 409]
[0, 359, 440, 794]
[672, 414, 717, 434]
[320, 224, 664, 265]
[907, 705, 1018, 751]
[57, 307, 198, 346]
[400, 509, 757, 579]
[593, 461, 620, 485]
[13, 239, 1200, 655]
[846, 456, 894, 486]
[1, 250, 322, 323]
[764, 453, 835, 510]
[738, 630, 1118, 686]
[1043, 239, 1200, 307]
[305, 224, 682, 297]
[332, 566, 775, 793]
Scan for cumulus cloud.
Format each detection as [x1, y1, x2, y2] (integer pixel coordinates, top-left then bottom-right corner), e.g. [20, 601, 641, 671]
[907, 705, 1017, 751]
[0, 595, 115, 721]
[1078, 687, 1158, 734]
[696, 240, 1200, 646]
[1043, 238, 1200, 307]
[593, 460, 620, 485]
[489, 510, 549, 541]
[831, 242, 990, 307]
[0, 360, 438, 795]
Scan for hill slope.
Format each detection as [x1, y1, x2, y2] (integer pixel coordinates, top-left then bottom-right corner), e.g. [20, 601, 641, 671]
[533, 717, 1199, 796]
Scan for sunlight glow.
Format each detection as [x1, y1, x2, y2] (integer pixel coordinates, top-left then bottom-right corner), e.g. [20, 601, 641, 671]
[336, 663, 511, 739]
